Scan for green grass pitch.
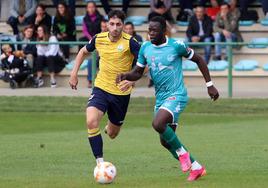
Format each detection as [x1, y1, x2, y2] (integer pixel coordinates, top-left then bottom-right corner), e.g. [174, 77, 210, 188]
[0, 96, 268, 188]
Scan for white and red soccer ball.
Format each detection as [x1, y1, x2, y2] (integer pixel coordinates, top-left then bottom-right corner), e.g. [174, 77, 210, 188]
[94, 162, 117, 184]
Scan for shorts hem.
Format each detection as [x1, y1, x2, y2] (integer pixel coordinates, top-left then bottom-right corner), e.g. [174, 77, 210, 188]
[159, 107, 175, 123]
[87, 104, 106, 114]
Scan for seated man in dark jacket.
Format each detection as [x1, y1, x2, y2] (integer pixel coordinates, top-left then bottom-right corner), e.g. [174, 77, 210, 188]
[186, 5, 213, 64]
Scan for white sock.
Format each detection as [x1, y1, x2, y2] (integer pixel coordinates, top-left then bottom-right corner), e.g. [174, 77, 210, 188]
[191, 161, 202, 170]
[96, 158, 104, 164]
[50, 77, 56, 84]
[176, 146, 187, 157]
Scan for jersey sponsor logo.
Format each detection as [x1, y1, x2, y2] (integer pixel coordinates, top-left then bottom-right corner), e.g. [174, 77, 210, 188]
[117, 44, 124, 52]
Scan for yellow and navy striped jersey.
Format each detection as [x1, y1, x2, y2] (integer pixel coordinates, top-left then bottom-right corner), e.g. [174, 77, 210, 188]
[86, 32, 140, 95]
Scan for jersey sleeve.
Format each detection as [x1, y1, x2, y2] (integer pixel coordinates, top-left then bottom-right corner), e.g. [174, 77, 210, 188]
[174, 40, 194, 60]
[136, 42, 148, 68]
[85, 36, 96, 52]
[129, 37, 141, 65]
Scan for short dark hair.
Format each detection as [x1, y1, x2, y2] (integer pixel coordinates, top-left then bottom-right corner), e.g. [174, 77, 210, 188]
[221, 2, 230, 8]
[87, 1, 97, 7]
[101, 18, 108, 23]
[37, 3, 46, 10]
[150, 16, 166, 31]
[108, 10, 126, 22]
[125, 21, 134, 27]
[195, 4, 205, 9]
[24, 24, 34, 31]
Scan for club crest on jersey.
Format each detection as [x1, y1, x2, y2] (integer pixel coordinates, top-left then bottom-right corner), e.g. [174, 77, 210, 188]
[117, 44, 124, 52]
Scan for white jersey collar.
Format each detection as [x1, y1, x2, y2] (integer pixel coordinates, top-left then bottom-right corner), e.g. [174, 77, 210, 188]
[152, 36, 168, 48]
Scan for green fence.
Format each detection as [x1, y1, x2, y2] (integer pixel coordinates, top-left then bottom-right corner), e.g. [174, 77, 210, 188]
[1, 41, 267, 98]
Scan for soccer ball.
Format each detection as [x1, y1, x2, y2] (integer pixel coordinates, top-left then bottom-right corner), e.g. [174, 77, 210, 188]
[94, 161, 117, 184]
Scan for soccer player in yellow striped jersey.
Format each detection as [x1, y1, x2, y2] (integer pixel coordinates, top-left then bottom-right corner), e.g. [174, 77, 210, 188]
[69, 10, 140, 165]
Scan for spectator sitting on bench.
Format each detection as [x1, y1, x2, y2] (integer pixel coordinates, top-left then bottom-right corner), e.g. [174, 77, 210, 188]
[79, 1, 103, 50]
[53, 1, 76, 61]
[186, 5, 213, 64]
[35, 25, 66, 88]
[7, 0, 37, 35]
[30, 4, 52, 33]
[16, 24, 37, 69]
[213, 2, 242, 60]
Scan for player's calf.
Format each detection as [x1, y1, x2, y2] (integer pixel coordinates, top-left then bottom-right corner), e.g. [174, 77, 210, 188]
[160, 138, 171, 150]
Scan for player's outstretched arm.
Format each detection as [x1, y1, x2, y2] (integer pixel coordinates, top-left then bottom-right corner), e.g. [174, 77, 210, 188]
[69, 46, 89, 90]
[191, 53, 219, 101]
[116, 65, 145, 84]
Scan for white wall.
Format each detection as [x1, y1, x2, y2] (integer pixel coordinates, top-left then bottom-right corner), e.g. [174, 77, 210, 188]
[0, 0, 11, 21]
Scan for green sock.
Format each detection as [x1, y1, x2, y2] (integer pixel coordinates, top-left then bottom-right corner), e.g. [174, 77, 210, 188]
[160, 135, 178, 159]
[190, 155, 195, 163]
[161, 126, 182, 154]
[167, 145, 195, 162]
[160, 127, 196, 163]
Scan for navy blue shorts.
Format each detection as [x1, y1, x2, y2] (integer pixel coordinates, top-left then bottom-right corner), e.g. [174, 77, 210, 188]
[87, 87, 130, 126]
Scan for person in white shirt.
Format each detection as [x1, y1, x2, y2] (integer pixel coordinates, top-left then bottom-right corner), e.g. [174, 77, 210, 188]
[35, 25, 66, 88]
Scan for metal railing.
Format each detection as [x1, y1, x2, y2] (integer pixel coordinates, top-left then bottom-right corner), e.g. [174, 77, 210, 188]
[1, 40, 268, 98]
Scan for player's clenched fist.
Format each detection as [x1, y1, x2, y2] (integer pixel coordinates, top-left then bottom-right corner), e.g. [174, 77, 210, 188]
[118, 80, 134, 92]
[207, 86, 219, 101]
[116, 74, 134, 92]
[69, 74, 78, 90]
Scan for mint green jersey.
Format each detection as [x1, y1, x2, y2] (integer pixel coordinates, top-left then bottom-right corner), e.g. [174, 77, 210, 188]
[137, 37, 194, 103]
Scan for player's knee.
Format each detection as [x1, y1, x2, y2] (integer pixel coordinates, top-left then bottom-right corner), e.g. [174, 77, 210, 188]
[107, 130, 119, 139]
[108, 132, 118, 139]
[152, 121, 165, 133]
[86, 118, 99, 129]
[105, 126, 119, 139]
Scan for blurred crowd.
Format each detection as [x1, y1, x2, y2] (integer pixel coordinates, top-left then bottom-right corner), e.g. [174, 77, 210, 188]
[0, 0, 267, 88]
